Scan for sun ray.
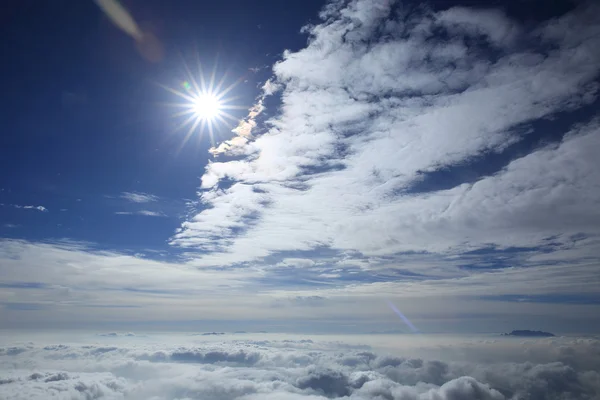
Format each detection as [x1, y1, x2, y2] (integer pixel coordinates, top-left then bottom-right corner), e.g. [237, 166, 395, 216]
[158, 56, 246, 153]
[220, 104, 250, 111]
[207, 120, 216, 147]
[175, 115, 203, 156]
[214, 114, 229, 127]
[216, 76, 248, 100]
[218, 111, 243, 123]
[169, 113, 199, 138]
[181, 53, 202, 95]
[213, 70, 229, 95]
[171, 109, 196, 119]
[198, 63, 207, 93]
[208, 57, 219, 93]
[156, 82, 196, 103]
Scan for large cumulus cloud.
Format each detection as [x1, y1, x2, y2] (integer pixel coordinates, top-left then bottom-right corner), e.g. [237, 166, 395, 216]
[172, 0, 600, 269]
[1, 335, 599, 399]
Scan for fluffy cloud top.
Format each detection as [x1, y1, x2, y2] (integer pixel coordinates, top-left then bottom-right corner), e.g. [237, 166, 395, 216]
[0, 334, 599, 399]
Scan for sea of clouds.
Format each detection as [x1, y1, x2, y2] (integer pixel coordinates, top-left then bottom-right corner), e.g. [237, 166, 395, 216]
[1, 332, 599, 399]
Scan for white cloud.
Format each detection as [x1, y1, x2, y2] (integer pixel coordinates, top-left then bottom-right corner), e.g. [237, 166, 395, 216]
[435, 7, 520, 46]
[209, 94, 269, 157]
[0, 334, 599, 399]
[3, 204, 48, 212]
[171, 0, 600, 272]
[279, 258, 317, 268]
[120, 192, 158, 203]
[114, 210, 166, 217]
[138, 210, 165, 217]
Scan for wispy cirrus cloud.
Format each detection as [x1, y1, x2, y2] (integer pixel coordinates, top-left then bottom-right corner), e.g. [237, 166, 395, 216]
[115, 210, 166, 217]
[1, 204, 48, 212]
[120, 191, 159, 203]
[113, 192, 173, 217]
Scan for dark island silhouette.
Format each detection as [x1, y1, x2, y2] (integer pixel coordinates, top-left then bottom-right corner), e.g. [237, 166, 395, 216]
[190, 332, 226, 336]
[502, 330, 555, 337]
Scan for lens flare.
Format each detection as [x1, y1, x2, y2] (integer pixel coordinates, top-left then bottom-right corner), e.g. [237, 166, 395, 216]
[387, 301, 420, 333]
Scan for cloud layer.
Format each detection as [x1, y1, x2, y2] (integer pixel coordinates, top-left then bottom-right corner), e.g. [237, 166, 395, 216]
[1, 334, 599, 399]
[2, 238, 599, 333]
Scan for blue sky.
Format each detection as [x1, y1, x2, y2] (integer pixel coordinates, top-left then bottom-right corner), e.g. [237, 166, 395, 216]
[0, 0, 324, 252]
[1, 0, 599, 333]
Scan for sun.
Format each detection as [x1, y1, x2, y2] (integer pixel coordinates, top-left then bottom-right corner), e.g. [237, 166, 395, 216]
[193, 93, 221, 121]
[158, 58, 245, 151]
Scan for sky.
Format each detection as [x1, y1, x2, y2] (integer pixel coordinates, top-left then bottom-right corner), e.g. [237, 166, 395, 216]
[1, 0, 600, 334]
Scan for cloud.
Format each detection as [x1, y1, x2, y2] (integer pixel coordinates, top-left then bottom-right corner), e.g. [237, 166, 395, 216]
[296, 367, 351, 397]
[0, 239, 268, 329]
[1, 238, 599, 332]
[97, 332, 136, 337]
[435, 7, 520, 46]
[171, 0, 600, 277]
[114, 210, 166, 217]
[279, 259, 317, 268]
[271, 296, 327, 308]
[120, 192, 158, 203]
[115, 192, 166, 217]
[19, 205, 47, 212]
[2, 204, 48, 212]
[0, 335, 599, 399]
[209, 78, 281, 157]
[138, 210, 165, 217]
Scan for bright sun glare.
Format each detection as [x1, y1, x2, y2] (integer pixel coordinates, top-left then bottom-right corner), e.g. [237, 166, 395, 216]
[159, 59, 245, 151]
[193, 93, 221, 121]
